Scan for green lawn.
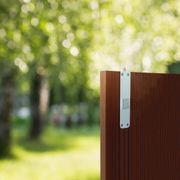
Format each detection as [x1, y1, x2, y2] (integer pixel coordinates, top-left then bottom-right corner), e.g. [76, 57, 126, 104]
[0, 126, 100, 180]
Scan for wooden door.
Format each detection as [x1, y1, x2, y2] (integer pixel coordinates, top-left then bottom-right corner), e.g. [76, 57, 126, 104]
[100, 71, 180, 180]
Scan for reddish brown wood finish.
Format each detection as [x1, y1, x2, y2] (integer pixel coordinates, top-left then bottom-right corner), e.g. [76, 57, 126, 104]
[100, 71, 180, 180]
[100, 71, 129, 180]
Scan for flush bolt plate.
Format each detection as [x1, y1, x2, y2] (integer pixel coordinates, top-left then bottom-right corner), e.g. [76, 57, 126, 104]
[120, 71, 131, 129]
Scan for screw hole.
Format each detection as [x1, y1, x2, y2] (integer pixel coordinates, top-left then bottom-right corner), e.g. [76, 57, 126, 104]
[121, 124, 123, 127]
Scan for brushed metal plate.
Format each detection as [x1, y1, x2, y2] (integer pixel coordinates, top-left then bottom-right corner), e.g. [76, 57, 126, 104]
[120, 71, 131, 129]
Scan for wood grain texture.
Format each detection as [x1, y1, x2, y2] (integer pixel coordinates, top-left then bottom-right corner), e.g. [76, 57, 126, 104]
[100, 71, 180, 180]
[100, 71, 129, 180]
[130, 72, 180, 180]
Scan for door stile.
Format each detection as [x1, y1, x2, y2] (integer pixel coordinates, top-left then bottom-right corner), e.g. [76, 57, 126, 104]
[100, 71, 129, 180]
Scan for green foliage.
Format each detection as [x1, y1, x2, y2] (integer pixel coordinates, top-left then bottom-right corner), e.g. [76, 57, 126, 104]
[12, 117, 30, 129]
[0, 0, 180, 120]
[1, 0, 180, 91]
[91, 0, 180, 87]
[0, 0, 98, 104]
[167, 61, 180, 73]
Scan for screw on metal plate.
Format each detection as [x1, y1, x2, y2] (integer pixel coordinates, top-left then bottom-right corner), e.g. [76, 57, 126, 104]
[120, 69, 131, 129]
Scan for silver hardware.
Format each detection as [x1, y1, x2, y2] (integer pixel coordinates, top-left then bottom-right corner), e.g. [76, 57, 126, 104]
[120, 70, 131, 129]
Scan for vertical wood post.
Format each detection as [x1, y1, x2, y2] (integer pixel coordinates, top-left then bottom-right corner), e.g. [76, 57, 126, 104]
[100, 71, 129, 180]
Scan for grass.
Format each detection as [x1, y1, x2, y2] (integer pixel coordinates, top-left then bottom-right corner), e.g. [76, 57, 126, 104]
[0, 126, 100, 180]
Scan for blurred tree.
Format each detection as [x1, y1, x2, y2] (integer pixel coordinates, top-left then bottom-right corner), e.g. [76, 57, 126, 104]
[0, 0, 180, 149]
[0, 66, 16, 157]
[0, 0, 21, 156]
[20, 0, 96, 137]
[29, 66, 43, 139]
[48, 0, 95, 105]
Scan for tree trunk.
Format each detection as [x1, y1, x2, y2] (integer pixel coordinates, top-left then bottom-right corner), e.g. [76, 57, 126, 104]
[29, 72, 43, 139]
[0, 70, 14, 157]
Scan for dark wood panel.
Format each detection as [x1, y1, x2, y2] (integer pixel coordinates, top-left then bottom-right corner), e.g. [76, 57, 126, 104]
[100, 71, 129, 180]
[100, 71, 180, 180]
[130, 73, 180, 180]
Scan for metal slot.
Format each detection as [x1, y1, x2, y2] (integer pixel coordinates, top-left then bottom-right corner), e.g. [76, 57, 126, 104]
[120, 71, 131, 129]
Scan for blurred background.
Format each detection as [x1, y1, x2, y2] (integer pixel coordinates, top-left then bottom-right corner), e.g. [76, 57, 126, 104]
[0, 0, 180, 179]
